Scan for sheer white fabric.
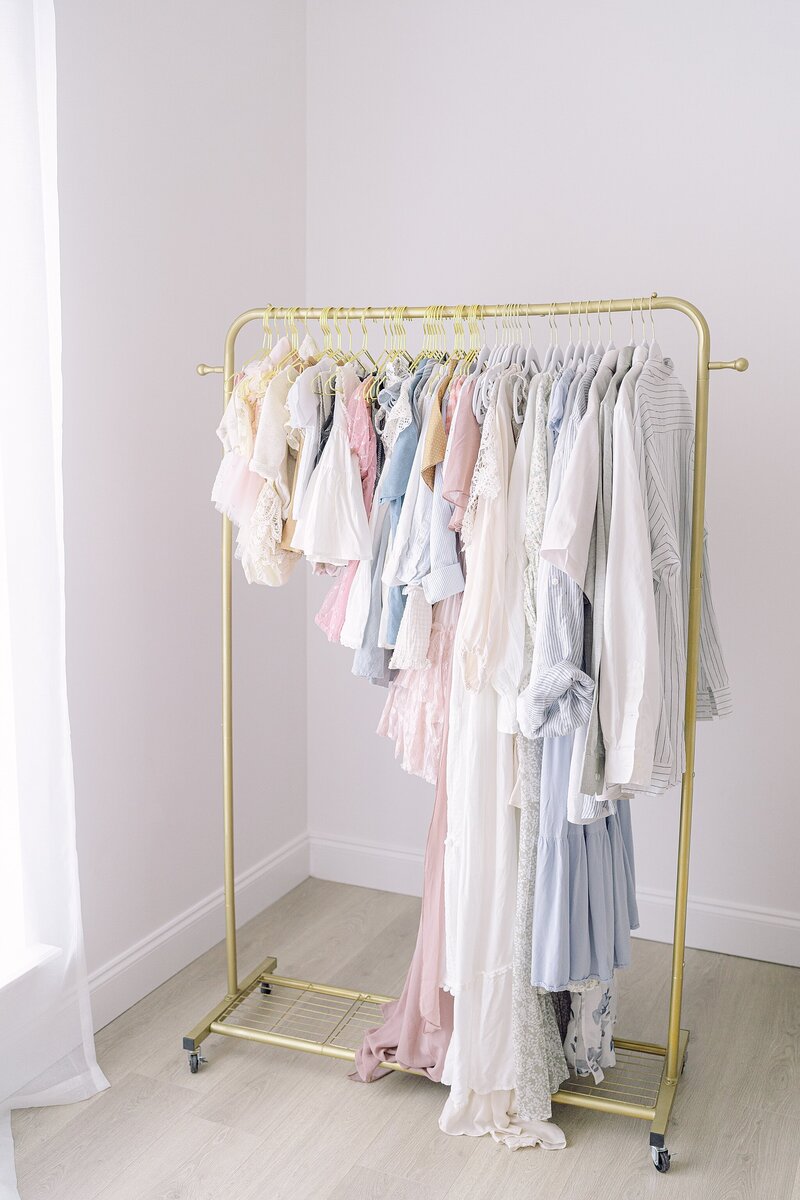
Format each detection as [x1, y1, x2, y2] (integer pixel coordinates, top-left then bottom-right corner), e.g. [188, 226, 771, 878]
[291, 365, 372, 566]
[494, 371, 539, 734]
[340, 468, 389, 650]
[0, 3, 108, 1192]
[441, 381, 563, 1149]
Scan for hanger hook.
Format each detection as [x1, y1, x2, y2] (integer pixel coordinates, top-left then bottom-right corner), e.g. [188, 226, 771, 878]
[649, 292, 657, 342]
[262, 304, 274, 351]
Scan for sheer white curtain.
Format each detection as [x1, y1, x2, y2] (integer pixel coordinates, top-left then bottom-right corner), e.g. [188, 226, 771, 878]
[0, 0, 108, 1193]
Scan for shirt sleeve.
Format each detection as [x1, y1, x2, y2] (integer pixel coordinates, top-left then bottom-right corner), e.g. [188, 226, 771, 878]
[599, 399, 661, 787]
[695, 531, 733, 719]
[539, 395, 600, 588]
[421, 461, 464, 604]
[456, 407, 507, 692]
[250, 375, 292, 512]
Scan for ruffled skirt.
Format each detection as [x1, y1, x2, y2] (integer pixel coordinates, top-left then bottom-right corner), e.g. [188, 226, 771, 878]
[531, 733, 639, 992]
[211, 452, 262, 531]
[377, 600, 457, 784]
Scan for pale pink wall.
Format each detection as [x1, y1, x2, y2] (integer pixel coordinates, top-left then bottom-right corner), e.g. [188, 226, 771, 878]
[304, 0, 800, 962]
[57, 0, 309, 984]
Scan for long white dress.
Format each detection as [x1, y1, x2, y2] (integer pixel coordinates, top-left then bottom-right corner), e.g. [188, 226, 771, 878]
[440, 377, 565, 1150]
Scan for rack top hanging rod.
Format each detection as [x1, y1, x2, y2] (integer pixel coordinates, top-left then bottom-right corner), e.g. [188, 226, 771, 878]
[195, 295, 748, 375]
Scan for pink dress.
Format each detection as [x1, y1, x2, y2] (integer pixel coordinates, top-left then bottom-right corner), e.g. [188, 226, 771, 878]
[211, 338, 292, 532]
[353, 593, 461, 1082]
[315, 379, 377, 641]
[377, 601, 455, 784]
[442, 375, 481, 533]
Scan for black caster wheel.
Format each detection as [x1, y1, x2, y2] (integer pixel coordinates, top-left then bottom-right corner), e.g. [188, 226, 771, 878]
[651, 1146, 671, 1173]
[188, 1051, 207, 1074]
[681, 1053, 687, 1074]
[260, 981, 272, 995]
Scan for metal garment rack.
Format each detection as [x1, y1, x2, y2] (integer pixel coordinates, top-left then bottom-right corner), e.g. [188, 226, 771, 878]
[186, 297, 747, 1172]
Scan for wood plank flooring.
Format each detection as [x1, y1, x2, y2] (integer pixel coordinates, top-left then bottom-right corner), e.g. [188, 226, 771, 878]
[11, 879, 800, 1199]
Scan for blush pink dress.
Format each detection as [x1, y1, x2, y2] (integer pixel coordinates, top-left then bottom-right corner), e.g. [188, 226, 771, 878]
[442, 375, 481, 533]
[377, 600, 455, 784]
[315, 378, 377, 641]
[353, 593, 461, 1082]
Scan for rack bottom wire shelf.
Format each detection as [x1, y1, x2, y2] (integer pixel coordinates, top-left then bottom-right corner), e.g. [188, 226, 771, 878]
[183, 955, 689, 1166]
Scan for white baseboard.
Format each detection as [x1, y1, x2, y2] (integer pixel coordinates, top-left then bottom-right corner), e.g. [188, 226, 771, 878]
[88, 833, 309, 1031]
[87, 828, 799, 1035]
[633, 887, 800, 968]
[308, 832, 800, 969]
[309, 832, 424, 897]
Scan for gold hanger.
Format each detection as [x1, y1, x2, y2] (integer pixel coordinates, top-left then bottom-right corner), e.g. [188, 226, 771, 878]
[273, 307, 300, 374]
[410, 305, 430, 372]
[398, 306, 412, 365]
[332, 308, 343, 362]
[357, 307, 378, 372]
[262, 304, 274, 354]
[363, 308, 391, 404]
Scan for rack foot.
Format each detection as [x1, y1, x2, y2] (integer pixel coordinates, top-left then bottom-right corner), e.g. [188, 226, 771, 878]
[188, 1051, 207, 1074]
[648, 1027, 689, 1161]
[651, 1145, 671, 1173]
[182, 954, 278, 1054]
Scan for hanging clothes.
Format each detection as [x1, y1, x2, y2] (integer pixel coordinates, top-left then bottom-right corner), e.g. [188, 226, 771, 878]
[292, 363, 372, 566]
[211, 336, 291, 529]
[353, 593, 461, 1081]
[441, 376, 564, 1148]
[209, 313, 733, 1155]
[315, 377, 378, 640]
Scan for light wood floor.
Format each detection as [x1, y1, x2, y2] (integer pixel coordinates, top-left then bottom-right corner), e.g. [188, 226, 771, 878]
[11, 878, 800, 1199]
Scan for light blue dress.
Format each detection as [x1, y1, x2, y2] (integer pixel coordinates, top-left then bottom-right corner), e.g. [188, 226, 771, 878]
[377, 359, 434, 643]
[526, 354, 638, 991]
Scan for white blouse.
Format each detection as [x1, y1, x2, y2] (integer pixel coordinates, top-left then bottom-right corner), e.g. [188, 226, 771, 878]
[494, 369, 539, 734]
[291, 364, 371, 567]
[599, 346, 660, 789]
[286, 356, 333, 519]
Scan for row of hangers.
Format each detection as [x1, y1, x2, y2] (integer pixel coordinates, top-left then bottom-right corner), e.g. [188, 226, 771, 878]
[257, 298, 659, 408]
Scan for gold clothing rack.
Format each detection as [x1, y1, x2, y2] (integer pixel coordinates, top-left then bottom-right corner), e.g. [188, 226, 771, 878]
[186, 297, 747, 1174]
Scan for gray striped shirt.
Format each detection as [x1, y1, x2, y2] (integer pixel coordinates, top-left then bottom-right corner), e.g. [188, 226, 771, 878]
[633, 348, 732, 794]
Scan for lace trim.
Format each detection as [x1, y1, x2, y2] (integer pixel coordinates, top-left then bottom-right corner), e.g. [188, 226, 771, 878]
[249, 483, 283, 549]
[241, 482, 300, 585]
[460, 399, 500, 547]
[382, 377, 413, 455]
[534, 975, 604, 995]
[442, 962, 513, 995]
[229, 352, 287, 454]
